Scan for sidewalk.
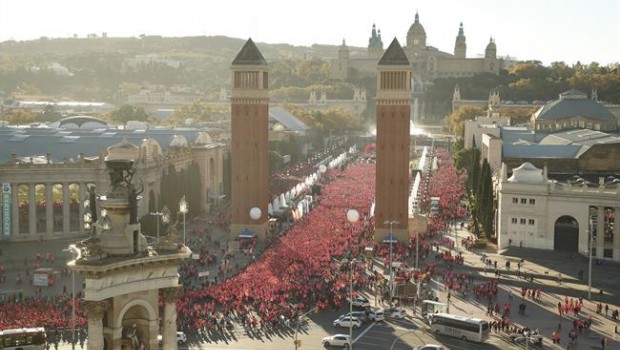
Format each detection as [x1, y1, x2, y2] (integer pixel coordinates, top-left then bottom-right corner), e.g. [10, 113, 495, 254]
[431, 225, 619, 350]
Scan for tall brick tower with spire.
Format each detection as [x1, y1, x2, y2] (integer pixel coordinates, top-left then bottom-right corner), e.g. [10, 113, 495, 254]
[374, 38, 411, 241]
[229, 38, 270, 241]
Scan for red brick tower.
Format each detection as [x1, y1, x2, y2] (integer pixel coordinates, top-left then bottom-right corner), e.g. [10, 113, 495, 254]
[375, 38, 411, 241]
[229, 39, 269, 241]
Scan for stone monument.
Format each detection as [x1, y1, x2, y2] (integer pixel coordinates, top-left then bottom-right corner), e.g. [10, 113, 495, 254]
[67, 158, 190, 350]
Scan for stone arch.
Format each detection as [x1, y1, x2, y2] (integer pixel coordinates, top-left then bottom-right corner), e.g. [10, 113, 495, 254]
[554, 215, 579, 252]
[114, 299, 158, 350]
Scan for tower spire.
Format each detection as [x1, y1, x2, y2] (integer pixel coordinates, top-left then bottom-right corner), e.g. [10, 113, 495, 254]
[454, 22, 467, 58]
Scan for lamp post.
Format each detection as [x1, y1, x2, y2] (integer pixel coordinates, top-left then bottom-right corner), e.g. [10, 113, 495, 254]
[149, 205, 170, 242]
[293, 307, 317, 350]
[83, 197, 93, 235]
[415, 231, 420, 310]
[341, 258, 361, 350]
[63, 245, 80, 350]
[384, 220, 399, 309]
[179, 196, 188, 245]
[587, 219, 593, 300]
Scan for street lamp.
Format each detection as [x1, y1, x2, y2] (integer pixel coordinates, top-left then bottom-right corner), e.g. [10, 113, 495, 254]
[383, 220, 399, 309]
[341, 258, 361, 350]
[97, 209, 111, 232]
[63, 245, 81, 350]
[293, 306, 317, 350]
[587, 218, 594, 300]
[150, 205, 170, 242]
[415, 231, 421, 310]
[179, 196, 188, 245]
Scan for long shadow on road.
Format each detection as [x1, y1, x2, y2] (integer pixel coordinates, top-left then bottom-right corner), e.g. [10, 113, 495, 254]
[433, 244, 619, 350]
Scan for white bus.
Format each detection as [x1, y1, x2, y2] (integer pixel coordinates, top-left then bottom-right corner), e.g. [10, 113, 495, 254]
[429, 313, 489, 342]
[0, 327, 47, 350]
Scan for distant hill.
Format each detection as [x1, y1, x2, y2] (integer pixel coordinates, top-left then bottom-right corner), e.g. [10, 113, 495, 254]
[0, 35, 367, 102]
[0, 35, 363, 61]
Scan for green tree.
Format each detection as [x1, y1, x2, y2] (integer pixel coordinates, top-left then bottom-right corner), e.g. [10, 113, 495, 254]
[108, 104, 149, 124]
[476, 159, 494, 239]
[446, 106, 484, 137]
[493, 107, 538, 125]
[170, 101, 230, 125]
[8, 110, 39, 125]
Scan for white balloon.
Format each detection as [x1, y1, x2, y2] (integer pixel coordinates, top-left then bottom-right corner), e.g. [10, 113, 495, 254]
[347, 209, 360, 223]
[249, 207, 262, 220]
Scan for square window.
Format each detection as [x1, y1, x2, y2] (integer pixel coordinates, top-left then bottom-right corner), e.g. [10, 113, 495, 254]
[511, 218, 517, 224]
[528, 219, 535, 225]
[512, 198, 518, 204]
[520, 218, 526, 225]
[529, 199, 536, 205]
[520, 198, 527, 204]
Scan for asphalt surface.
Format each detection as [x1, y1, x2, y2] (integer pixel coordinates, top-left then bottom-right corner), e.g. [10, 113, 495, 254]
[2, 220, 619, 350]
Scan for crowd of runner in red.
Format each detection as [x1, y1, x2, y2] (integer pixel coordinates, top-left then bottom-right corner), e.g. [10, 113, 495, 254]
[175, 161, 378, 333]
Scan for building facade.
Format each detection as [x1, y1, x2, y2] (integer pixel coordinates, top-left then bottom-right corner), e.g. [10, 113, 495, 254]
[0, 126, 226, 242]
[497, 162, 620, 261]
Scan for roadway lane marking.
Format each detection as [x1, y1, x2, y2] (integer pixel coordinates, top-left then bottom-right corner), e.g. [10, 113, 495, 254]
[353, 322, 377, 344]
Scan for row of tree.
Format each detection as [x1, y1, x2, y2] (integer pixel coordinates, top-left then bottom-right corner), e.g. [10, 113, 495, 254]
[427, 61, 620, 119]
[452, 139, 495, 240]
[140, 162, 202, 236]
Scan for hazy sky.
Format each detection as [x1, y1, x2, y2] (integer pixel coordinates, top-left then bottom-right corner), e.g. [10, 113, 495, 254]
[1, 0, 618, 66]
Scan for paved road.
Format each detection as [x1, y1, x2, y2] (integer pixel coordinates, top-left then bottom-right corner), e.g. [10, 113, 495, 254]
[4, 218, 619, 350]
[430, 225, 620, 350]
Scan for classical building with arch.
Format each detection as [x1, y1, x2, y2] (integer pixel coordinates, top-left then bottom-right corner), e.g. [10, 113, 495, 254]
[497, 162, 619, 261]
[0, 122, 226, 242]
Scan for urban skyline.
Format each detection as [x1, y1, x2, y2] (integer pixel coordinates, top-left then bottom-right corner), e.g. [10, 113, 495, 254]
[0, 0, 618, 66]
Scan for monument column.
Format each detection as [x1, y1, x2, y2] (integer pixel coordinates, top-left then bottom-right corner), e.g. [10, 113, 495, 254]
[162, 287, 182, 350]
[229, 38, 270, 241]
[374, 38, 411, 241]
[83, 300, 109, 350]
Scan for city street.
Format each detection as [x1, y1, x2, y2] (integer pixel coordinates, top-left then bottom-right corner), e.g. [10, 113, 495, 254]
[3, 216, 619, 350]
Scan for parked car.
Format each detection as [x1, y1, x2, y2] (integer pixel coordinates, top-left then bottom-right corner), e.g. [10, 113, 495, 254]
[510, 332, 543, 347]
[338, 311, 368, 323]
[367, 308, 385, 322]
[412, 345, 444, 350]
[157, 331, 187, 345]
[350, 296, 370, 308]
[333, 316, 362, 328]
[388, 307, 407, 319]
[321, 334, 351, 347]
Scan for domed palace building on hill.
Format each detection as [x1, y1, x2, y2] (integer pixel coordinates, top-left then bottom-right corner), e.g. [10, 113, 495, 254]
[331, 12, 505, 121]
